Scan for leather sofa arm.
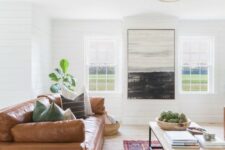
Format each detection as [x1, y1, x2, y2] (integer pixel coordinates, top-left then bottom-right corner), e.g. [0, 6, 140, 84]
[90, 97, 105, 115]
[11, 119, 85, 143]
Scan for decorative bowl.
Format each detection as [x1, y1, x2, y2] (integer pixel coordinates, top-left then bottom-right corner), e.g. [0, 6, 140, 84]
[156, 118, 191, 131]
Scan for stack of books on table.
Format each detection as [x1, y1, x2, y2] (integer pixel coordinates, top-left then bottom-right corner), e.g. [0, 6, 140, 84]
[164, 131, 200, 149]
[195, 135, 225, 149]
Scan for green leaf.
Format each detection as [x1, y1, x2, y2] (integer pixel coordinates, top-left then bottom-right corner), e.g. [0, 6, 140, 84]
[71, 78, 76, 87]
[55, 68, 64, 77]
[49, 73, 61, 81]
[63, 76, 72, 84]
[50, 83, 61, 93]
[66, 74, 74, 78]
[60, 59, 69, 73]
[65, 74, 75, 86]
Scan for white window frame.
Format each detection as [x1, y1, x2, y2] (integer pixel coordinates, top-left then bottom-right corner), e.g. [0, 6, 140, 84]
[179, 36, 214, 94]
[84, 36, 120, 93]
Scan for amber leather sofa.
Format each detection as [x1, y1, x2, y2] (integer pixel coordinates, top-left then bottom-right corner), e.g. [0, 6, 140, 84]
[0, 94, 105, 150]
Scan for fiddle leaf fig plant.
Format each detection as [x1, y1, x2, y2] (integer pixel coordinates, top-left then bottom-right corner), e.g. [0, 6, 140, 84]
[49, 59, 76, 93]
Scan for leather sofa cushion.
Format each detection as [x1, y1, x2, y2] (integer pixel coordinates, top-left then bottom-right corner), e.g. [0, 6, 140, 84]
[90, 97, 105, 115]
[84, 115, 105, 150]
[11, 119, 85, 143]
[0, 97, 49, 142]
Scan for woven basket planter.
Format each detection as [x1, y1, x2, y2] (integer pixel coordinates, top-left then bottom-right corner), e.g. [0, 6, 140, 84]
[104, 121, 120, 136]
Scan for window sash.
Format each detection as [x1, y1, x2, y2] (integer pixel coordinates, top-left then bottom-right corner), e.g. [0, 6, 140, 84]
[87, 64, 116, 91]
[84, 36, 120, 92]
[179, 36, 214, 93]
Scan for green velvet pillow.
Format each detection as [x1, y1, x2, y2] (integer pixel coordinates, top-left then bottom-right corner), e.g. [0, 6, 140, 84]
[38, 102, 64, 122]
[33, 101, 48, 122]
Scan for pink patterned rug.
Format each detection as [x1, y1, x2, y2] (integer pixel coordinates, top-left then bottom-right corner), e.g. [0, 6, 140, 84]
[123, 140, 162, 150]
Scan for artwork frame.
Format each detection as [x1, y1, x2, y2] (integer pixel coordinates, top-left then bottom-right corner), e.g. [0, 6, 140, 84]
[127, 29, 175, 100]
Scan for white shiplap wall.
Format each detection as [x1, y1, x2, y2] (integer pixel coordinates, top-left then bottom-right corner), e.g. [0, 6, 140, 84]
[0, 2, 51, 107]
[0, 2, 32, 106]
[31, 5, 52, 96]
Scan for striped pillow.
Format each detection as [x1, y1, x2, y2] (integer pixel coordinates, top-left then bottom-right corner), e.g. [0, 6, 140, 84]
[61, 93, 86, 119]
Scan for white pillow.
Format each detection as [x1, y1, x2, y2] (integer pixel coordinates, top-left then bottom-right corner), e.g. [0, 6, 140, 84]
[84, 88, 94, 116]
[61, 85, 77, 100]
[74, 87, 94, 116]
[63, 108, 76, 120]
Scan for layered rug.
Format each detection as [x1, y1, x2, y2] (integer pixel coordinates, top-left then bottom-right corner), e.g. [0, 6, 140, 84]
[123, 140, 162, 150]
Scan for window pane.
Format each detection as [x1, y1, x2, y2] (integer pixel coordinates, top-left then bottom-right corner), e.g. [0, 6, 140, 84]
[107, 66, 115, 75]
[89, 79, 96, 91]
[201, 67, 208, 91]
[190, 67, 201, 91]
[182, 67, 191, 91]
[107, 66, 115, 90]
[107, 78, 115, 90]
[97, 66, 106, 78]
[97, 78, 106, 91]
[97, 66, 106, 91]
[89, 66, 97, 75]
[89, 66, 97, 91]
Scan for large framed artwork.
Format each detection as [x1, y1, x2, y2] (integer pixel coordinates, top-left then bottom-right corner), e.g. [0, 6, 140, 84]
[127, 29, 175, 99]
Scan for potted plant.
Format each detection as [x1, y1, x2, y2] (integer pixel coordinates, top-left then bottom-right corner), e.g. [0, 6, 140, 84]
[49, 59, 76, 93]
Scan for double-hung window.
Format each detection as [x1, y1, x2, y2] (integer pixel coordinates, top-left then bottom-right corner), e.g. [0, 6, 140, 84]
[85, 37, 119, 92]
[179, 36, 214, 93]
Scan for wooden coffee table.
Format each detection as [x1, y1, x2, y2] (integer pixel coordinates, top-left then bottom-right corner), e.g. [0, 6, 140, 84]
[149, 121, 206, 150]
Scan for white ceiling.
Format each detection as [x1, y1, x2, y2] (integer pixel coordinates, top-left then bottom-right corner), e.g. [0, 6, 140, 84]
[5, 0, 225, 20]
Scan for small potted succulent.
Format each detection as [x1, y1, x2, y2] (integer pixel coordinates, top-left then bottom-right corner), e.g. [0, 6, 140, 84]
[157, 111, 191, 130]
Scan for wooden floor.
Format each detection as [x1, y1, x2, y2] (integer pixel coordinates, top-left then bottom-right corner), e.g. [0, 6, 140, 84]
[103, 123, 224, 150]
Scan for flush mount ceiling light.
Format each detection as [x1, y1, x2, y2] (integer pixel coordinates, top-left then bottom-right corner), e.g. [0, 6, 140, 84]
[159, 0, 180, 2]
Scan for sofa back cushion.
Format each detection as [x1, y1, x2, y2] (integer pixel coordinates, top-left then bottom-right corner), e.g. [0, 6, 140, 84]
[11, 119, 85, 143]
[38, 94, 62, 108]
[0, 97, 50, 142]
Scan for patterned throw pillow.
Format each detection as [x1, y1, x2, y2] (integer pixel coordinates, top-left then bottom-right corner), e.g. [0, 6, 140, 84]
[61, 93, 86, 119]
[39, 102, 64, 121]
[33, 101, 49, 122]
